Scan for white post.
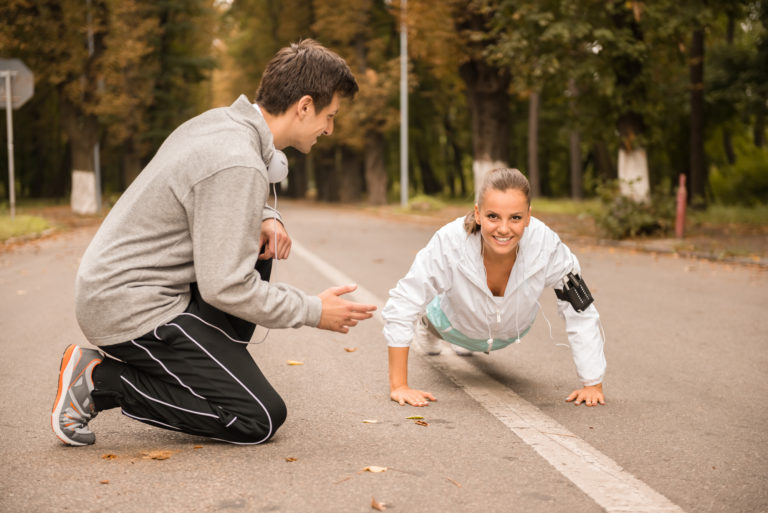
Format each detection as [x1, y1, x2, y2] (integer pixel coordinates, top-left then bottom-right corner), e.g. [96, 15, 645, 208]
[399, 0, 408, 207]
[2, 71, 15, 219]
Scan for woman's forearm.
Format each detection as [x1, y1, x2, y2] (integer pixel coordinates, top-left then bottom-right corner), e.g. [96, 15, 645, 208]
[388, 346, 410, 391]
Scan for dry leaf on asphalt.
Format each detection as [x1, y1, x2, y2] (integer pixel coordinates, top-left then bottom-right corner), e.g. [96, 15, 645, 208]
[193, 445, 203, 449]
[446, 477, 462, 488]
[285, 457, 297, 462]
[101, 454, 117, 460]
[99, 479, 110, 485]
[414, 420, 429, 427]
[371, 497, 387, 511]
[362, 466, 387, 473]
[362, 419, 378, 424]
[344, 347, 357, 352]
[406, 415, 423, 420]
[286, 360, 304, 366]
[142, 450, 172, 460]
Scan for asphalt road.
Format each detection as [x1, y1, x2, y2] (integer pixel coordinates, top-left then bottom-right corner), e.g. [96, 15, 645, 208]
[0, 200, 766, 513]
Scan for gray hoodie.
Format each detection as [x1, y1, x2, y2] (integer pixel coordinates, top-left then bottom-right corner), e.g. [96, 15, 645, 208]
[75, 95, 321, 346]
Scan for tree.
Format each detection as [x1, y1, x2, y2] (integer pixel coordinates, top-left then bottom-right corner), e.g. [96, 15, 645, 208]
[0, 0, 214, 208]
[312, 0, 400, 204]
[409, 0, 510, 199]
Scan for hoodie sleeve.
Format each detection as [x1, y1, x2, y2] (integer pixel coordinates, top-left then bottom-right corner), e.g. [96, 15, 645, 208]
[186, 166, 321, 328]
[544, 234, 606, 386]
[381, 227, 455, 347]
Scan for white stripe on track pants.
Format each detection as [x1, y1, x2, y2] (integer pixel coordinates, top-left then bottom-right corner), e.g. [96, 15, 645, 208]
[92, 262, 287, 445]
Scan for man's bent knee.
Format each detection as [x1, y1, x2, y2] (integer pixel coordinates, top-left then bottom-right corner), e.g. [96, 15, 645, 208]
[220, 397, 287, 444]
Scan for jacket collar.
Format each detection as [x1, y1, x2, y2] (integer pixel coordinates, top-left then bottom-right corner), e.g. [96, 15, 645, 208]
[457, 217, 547, 297]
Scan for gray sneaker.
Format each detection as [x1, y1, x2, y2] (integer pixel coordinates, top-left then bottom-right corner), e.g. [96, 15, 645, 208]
[51, 344, 103, 446]
[414, 315, 443, 355]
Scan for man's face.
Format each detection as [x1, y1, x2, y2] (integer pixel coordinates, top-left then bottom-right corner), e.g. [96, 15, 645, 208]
[294, 93, 340, 153]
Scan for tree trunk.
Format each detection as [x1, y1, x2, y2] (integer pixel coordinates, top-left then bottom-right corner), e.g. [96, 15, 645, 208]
[444, 114, 466, 198]
[61, 98, 100, 214]
[689, 28, 707, 205]
[285, 152, 308, 199]
[618, 148, 650, 202]
[755, 110, 766, 148]
[314, 148, 338, 202]
[569, 130, 583, 200]
[338, 147, 363, 203]
[722, 7, 736, 164]
[364, 133, 388, 205]
[122, 138, 143, 189]
[567, 78, 583, 199]
[416, 141, 441, 195]
[723, 131, 736, 164]
[528, 89, 541, 197]
[593, 141, 615, 181]
[459, 59, 510, 200]
[612, 0, 649, 202]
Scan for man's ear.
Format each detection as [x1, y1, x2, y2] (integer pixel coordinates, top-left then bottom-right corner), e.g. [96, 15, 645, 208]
[296, 95, 314, 119]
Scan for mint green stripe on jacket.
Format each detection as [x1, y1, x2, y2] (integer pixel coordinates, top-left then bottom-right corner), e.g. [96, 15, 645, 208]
[425, 296, 531, 353]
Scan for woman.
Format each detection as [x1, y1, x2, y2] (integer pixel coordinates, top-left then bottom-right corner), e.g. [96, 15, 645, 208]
[382, 168, 606, 408]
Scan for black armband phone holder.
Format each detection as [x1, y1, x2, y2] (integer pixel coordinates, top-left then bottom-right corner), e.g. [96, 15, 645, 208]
[554, 272, 594, 313]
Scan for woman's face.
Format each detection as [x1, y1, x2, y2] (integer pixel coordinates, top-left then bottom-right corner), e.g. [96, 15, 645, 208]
[474, 187, 531, 259]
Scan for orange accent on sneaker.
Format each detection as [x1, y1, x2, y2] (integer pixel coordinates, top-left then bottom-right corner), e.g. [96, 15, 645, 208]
[52, 345, 78, 416]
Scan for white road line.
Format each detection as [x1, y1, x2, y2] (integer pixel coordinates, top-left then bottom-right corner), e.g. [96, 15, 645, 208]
[292, 240, 686, 513]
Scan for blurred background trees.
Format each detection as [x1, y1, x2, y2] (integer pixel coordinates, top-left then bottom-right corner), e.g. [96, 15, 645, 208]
[0, 0, 765, 211]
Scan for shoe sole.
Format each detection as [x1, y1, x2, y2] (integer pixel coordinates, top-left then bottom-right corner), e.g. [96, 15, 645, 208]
[51, 345, 94, 446]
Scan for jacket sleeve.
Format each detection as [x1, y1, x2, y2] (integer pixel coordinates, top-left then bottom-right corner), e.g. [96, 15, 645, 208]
[186, 166, 321, 329]
[544, 236, 606, 386]
[381, 229, 454, 347]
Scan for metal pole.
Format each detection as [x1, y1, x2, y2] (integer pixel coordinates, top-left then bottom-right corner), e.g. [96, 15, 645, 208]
[399, 0, 408, 207]
[3, 71, 15, 219]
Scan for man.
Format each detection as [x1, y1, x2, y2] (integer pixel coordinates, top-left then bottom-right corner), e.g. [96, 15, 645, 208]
[51, 39, 376, 446]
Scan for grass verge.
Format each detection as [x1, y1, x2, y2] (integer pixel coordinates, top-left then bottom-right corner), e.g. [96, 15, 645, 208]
[0, 215, 50, 242]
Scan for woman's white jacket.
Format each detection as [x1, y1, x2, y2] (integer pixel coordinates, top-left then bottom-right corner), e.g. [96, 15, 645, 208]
[382, 216, 606, 386]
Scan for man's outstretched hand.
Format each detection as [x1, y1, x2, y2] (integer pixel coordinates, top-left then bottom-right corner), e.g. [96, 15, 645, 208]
[317, 284, 377, 333]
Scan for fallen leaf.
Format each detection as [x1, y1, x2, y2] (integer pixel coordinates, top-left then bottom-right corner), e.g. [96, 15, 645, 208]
[446, 477, 462, 488]
[142, 450, 172, 460]
[362, 466, 387, 473]
[405, 415, 423, 420]
[344, 347, 357, 352]
[99, 479, 110, 485]
[286, 360, 304, 366]
[285, 457, 297, 462]
[193, 445, 203, 449]
[101, 453, 118, 460]
[371, 496, 387, 511]
[362, 419, 379, 424]
[414, 420, 429, 427]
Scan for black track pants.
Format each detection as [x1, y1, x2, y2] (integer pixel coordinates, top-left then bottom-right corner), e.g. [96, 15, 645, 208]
[92, 260, 286, 444]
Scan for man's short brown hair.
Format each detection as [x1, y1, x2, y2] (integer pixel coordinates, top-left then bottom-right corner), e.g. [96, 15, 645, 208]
[255, 39, 358, 115]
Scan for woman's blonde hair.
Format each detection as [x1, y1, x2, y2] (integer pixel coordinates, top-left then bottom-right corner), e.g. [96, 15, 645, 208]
[464, 168, 530, 234]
